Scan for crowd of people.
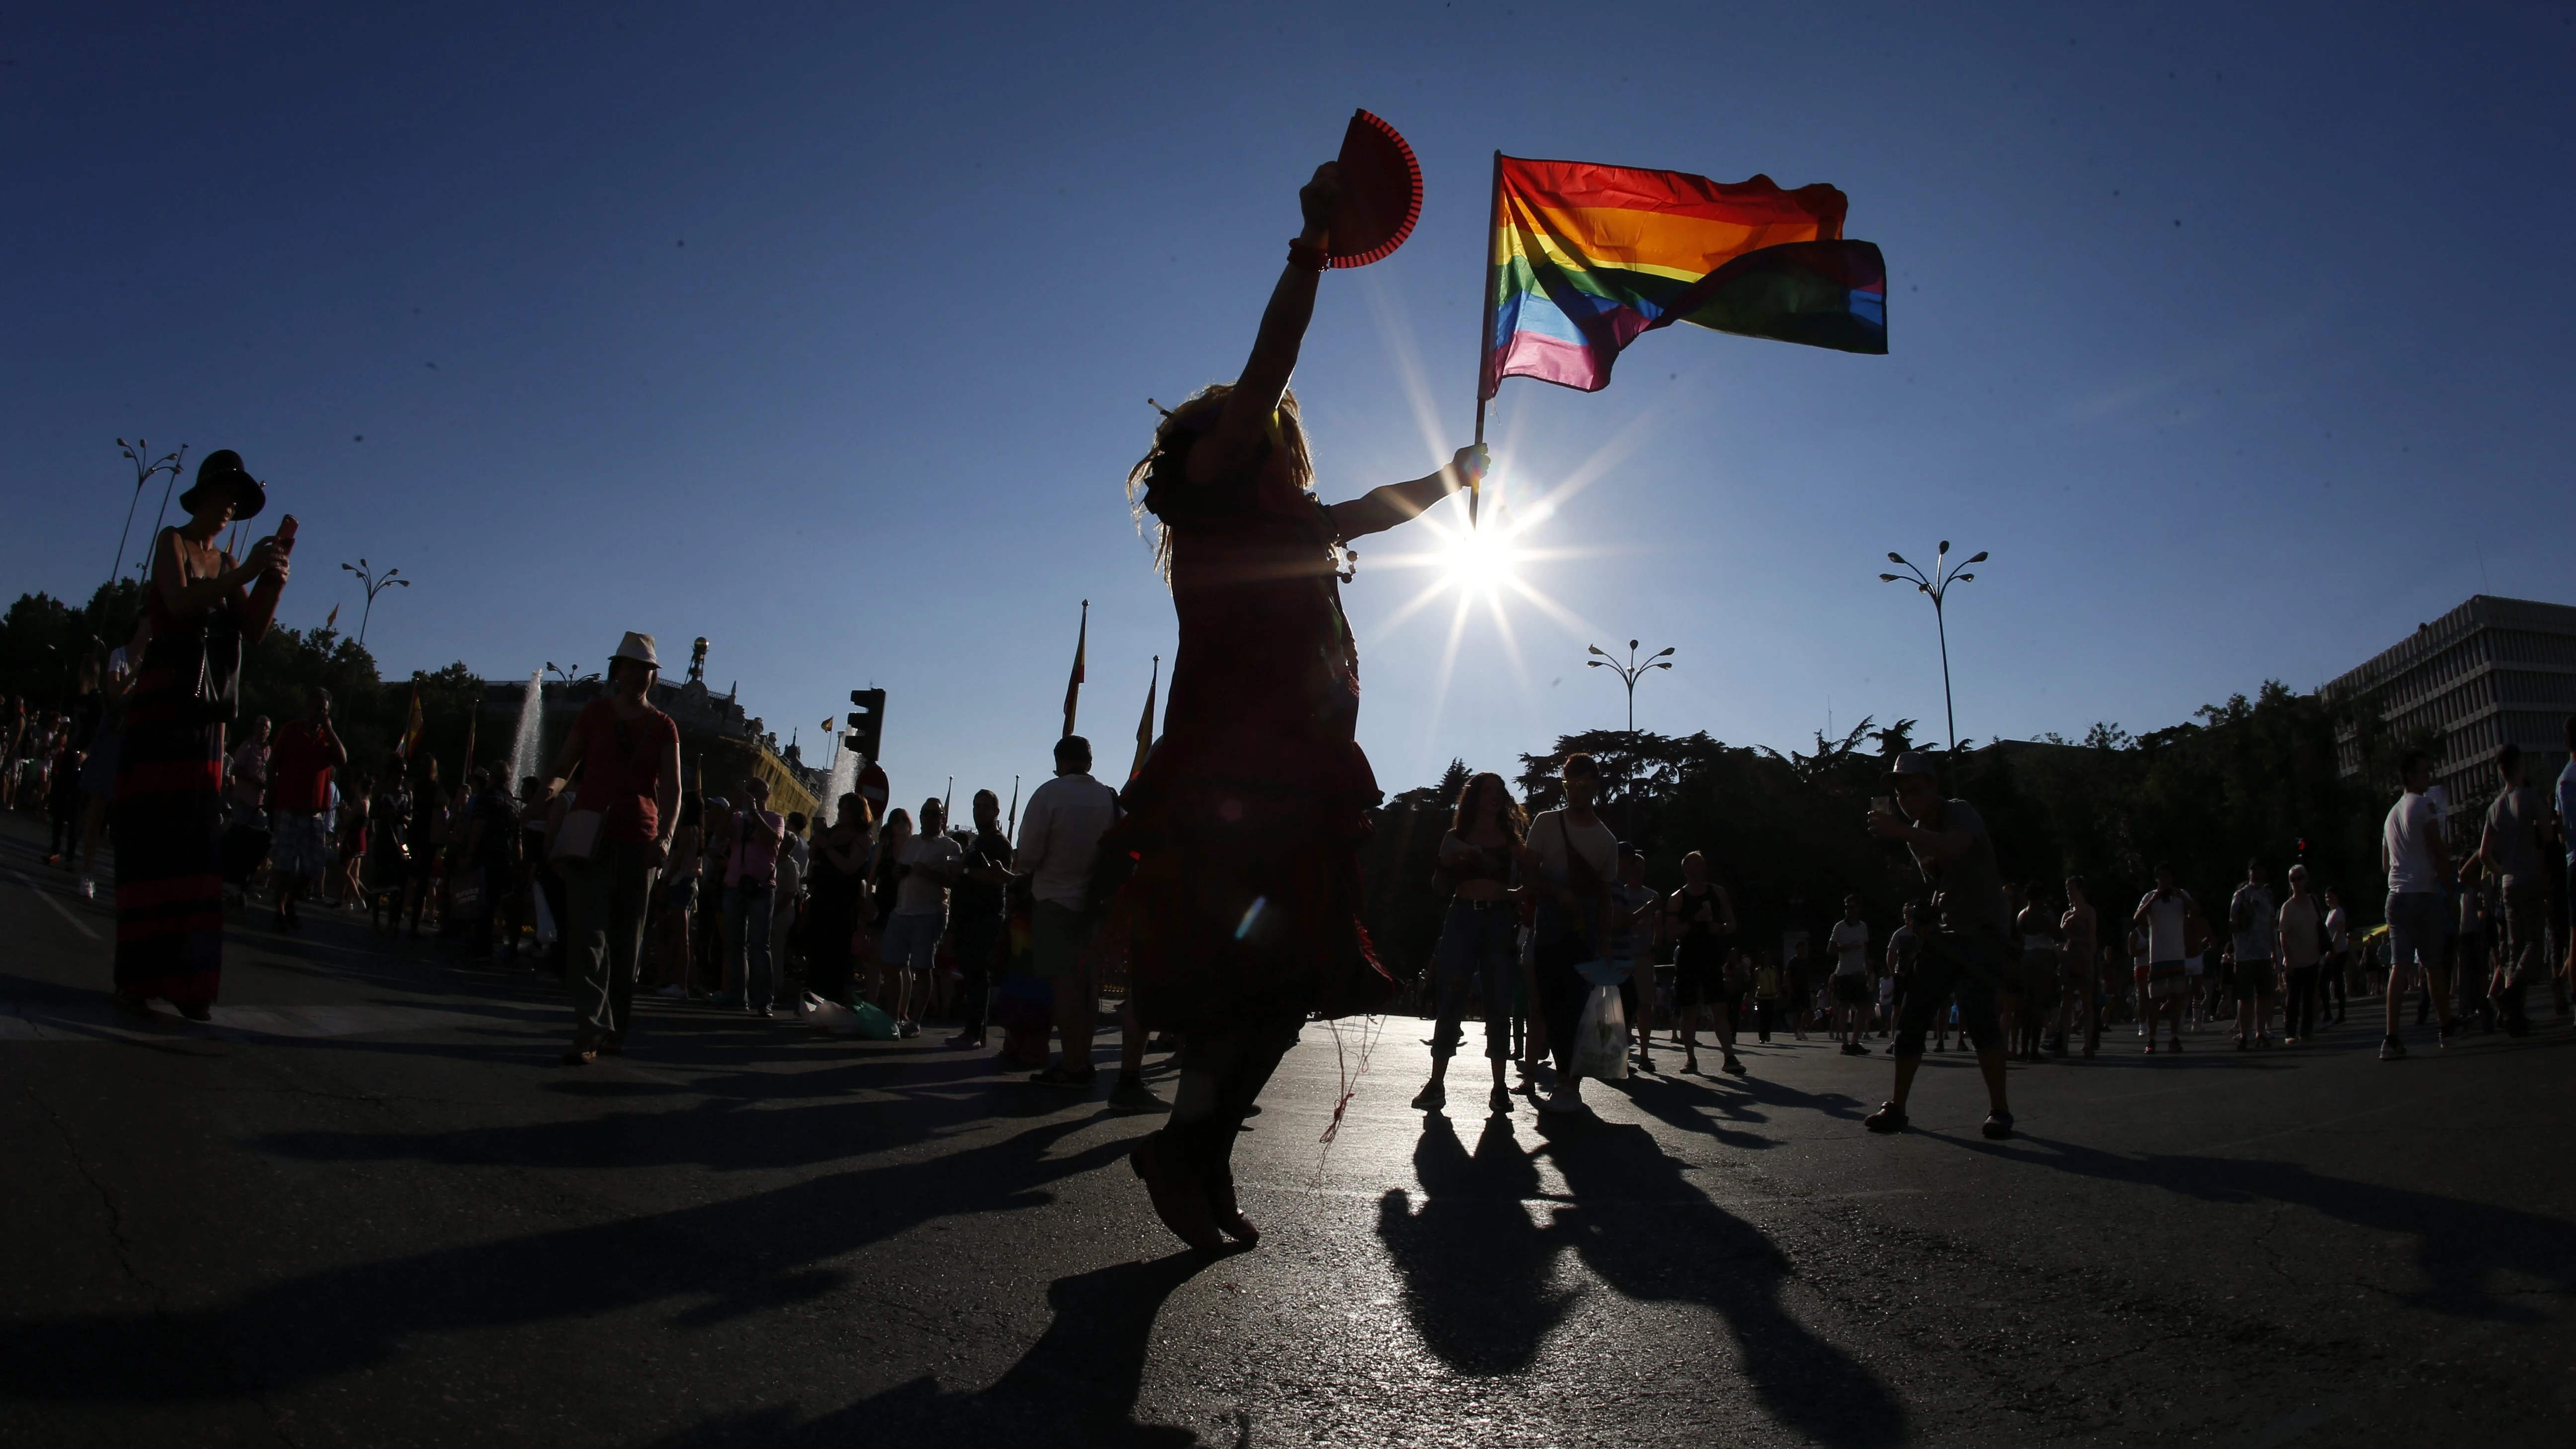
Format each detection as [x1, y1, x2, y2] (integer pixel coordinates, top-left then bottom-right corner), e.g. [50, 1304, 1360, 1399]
[21, 157, 2573, 1258]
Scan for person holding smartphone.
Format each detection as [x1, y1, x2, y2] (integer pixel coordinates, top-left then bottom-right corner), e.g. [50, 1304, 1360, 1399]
[1863, 752, 2013, 1139]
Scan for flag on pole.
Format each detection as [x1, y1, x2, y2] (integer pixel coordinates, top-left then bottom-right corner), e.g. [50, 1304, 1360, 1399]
[323, 602, 340, 634]
[395, 685, 423, 759]
[1061, 600, 1087, 740]
[1129, 655, 1159, 781]
[1482, 156, 1885, 400]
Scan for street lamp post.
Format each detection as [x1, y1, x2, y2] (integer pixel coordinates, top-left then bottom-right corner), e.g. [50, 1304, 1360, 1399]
[1586, 638, 1674, 838]
[1585, 638, 1674, 733]
[340, 559, 409, 647]
[1879, 540, 1987, 756]
[108, 438, 188, 590]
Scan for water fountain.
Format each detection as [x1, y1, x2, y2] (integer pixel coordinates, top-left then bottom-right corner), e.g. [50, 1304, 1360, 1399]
[505, 670, 546, 789]
[824, 741, 857, 824]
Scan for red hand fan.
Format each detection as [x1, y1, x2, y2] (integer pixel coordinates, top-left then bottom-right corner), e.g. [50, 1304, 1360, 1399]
[1326, 109, 1422, 268]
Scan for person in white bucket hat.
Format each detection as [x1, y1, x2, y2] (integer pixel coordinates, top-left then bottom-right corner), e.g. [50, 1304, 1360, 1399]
[548, 631, 681, 1063]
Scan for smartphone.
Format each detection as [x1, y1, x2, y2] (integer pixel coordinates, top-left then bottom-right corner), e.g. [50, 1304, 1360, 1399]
[275, 514, 299, 556]
[1870, 796, 1893, 816]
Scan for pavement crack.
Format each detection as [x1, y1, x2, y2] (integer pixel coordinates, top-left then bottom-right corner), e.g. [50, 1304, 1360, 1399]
[18, 1078, 171, 1318]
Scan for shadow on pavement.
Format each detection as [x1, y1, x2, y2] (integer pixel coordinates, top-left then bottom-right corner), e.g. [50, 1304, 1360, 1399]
[1954, 1132, 2576, 1321]
[1376, 1112, 1908, 1447]
[639, 1252, 1217, 1449]
[0, 1106, 1140, 1402]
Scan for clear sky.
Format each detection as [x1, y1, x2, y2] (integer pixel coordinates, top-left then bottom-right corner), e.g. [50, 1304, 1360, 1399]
[7, 3, 2571, 808]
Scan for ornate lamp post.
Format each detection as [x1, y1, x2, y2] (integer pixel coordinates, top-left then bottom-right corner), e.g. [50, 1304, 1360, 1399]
[1879, 541, 1986, 756]
[340, 559, 408, 647]
[1585, 638, 1674, 733]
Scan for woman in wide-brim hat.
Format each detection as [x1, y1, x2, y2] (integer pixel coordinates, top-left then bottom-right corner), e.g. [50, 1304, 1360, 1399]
[112, 450, 288, 1019]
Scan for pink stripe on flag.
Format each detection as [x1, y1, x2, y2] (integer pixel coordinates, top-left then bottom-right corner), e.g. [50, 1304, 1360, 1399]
[1493, 331, 1603, 392]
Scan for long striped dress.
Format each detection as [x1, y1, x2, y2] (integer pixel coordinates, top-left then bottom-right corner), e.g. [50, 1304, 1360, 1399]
[114, 540, 271, 1006]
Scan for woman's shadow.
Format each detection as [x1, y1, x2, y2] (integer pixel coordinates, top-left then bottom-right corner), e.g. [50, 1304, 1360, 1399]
[1377, 1111, 1907, 1448]
[643, 1251, 1220, 1449]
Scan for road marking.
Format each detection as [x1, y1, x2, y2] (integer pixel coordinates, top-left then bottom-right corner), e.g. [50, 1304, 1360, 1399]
[10, 870, 99, 939]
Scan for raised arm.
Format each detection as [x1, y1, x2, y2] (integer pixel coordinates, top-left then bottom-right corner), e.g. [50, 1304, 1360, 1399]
[1191, 166, 1341, 487]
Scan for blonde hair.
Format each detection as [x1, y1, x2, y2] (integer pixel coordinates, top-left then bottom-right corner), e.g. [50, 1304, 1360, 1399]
[1126, 384, 1314, 579]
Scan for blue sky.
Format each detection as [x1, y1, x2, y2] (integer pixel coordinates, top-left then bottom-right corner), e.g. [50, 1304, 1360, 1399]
[7, 2, 2571, 806]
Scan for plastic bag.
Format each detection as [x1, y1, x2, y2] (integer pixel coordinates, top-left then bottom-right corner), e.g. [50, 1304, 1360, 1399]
[531, 884, 558, 946]
[1570, 982, 1629, 1080]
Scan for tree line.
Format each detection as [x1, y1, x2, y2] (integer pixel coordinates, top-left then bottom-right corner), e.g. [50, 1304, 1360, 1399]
[1, 580, 487, 783]
[1359, 685, 2435, 983]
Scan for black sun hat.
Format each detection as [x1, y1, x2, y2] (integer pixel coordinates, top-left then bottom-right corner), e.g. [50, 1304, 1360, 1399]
[178, 449, 266, 522]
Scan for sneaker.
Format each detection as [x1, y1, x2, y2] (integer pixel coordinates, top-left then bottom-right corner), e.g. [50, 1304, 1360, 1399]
[2379, 1035, 2407, 1061]
[1409, 1081, 1446, 1112]
[1108, 1073, 1167, 1113]
[897, 1019, 920, 1038]
[1636, 1051, 1656, 1074]
[1721, 1055, 1748, 1076]
[1536, 1079, 1586, 1115]
[2438, 1018, 2464, 1047]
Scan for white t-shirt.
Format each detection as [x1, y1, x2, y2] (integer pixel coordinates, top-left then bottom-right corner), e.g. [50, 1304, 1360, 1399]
[2383, 791, 2442, 893]
[2324, 906, 2350, 952]
[894, 833, 962, 916]
[2138, 889, 2192, 964]
[1015, 772, 1121, 908]
[1829, 918, 1869, 976]
[1527, 808, 1617, 894]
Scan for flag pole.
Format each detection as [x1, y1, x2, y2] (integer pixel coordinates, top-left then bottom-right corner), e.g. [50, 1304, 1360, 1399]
[1006, 774, 1020, 838]
[1061, 599, 1088, 739]
[1468, 149, 1502, 528]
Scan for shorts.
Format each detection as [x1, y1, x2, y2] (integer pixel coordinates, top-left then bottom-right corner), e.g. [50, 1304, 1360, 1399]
[2147, 960, 2191, 1000]
[1831, 974, 1869, 1006]
[1029, 899, 1091, 979]
[269, 810, 333, 878]
[79, 733, 119, 797]
[881, 910, 945, 973]
[2234, 958, 2276, 996]
[2386, 891, 2446, 973]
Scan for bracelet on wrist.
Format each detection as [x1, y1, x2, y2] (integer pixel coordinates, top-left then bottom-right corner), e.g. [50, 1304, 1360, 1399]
[1286, 237, 1327, 273]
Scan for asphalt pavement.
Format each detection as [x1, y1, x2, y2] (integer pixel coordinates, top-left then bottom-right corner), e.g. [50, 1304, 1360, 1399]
[2, 811, 2571, 1448]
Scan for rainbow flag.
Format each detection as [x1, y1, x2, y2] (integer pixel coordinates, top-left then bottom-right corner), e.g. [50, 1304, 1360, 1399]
[1483, 156, 1886, 398]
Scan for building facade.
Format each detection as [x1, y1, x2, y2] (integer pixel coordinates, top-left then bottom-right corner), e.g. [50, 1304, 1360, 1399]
[2325, 594, 2576, 819]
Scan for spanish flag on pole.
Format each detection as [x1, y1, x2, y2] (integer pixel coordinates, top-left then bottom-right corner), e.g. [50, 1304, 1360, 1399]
[1061, 600, 1087, 740]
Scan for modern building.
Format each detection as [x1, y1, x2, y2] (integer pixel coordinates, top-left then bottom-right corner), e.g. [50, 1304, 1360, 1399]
[2324, 594, 2576, 819]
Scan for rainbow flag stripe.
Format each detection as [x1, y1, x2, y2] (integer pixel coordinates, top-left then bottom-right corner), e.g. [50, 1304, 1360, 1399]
[1483, 156, 1886, 397]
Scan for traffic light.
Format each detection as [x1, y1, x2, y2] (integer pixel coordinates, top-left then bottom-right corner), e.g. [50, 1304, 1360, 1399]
[846, 688, 886, 762]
